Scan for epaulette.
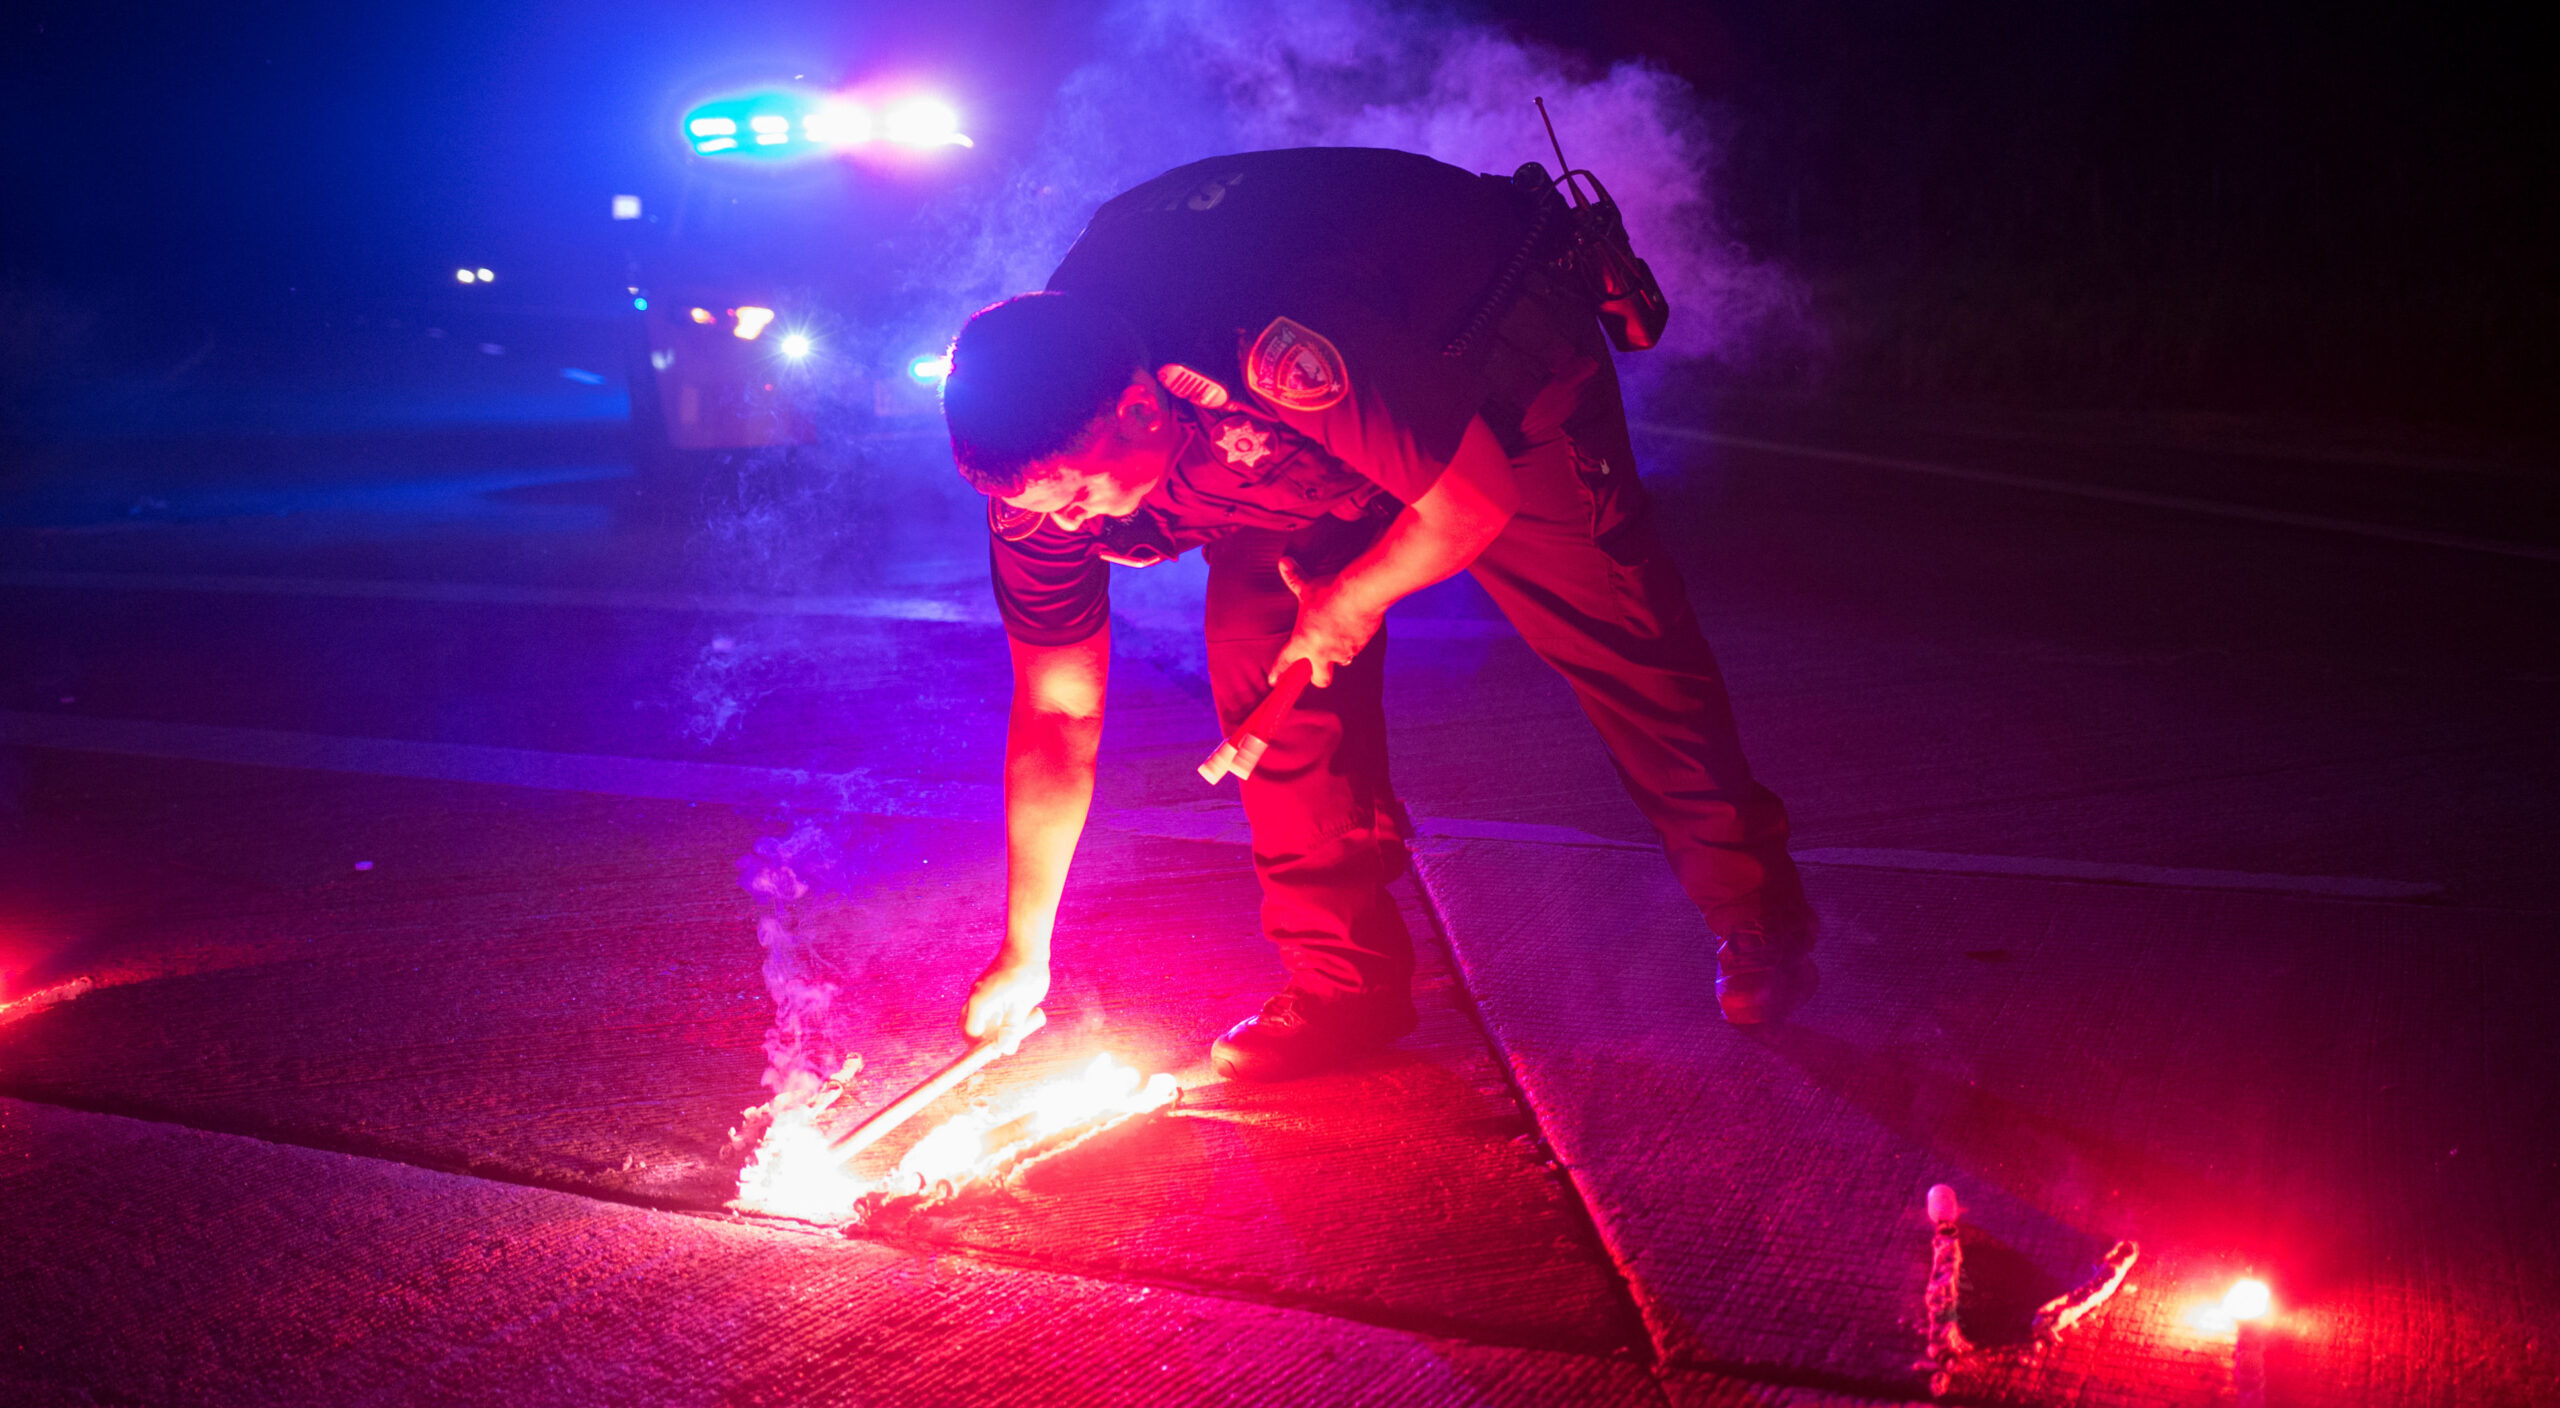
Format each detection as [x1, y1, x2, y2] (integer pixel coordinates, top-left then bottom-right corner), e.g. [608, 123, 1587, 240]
[1154, 362, 1231, 411]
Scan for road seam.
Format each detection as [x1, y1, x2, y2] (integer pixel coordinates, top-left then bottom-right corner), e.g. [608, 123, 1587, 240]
[1641, 423, 2560, 563]
[1399, 857, 1940, 1406]
[1392, 865, 1663, 1365]
[0, 1087, 1663, 1370]
[0, 568, 995, 623]
[0, 711, 2441, 903]
[1790, 845, 2437, 898]
[0, 567, 1522, 641]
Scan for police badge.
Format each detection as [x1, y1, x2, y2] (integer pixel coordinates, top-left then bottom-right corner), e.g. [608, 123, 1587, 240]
[1244, 316, 1349, 412]
[1211, 416, 1276, 469]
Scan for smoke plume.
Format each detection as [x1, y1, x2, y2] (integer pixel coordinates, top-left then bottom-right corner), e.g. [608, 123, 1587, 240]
[909, 0, 1802, 367]
[738, 819, 859, 1107]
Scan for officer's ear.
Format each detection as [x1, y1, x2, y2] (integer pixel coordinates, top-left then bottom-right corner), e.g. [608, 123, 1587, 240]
[1108, 371, 1165, 440]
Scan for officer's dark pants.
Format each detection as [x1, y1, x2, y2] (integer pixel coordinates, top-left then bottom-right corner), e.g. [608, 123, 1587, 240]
[1201, 282, 1807, 1000]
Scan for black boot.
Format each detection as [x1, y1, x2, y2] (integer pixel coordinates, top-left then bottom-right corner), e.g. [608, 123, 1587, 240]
[1715, 923, 1818, 1025]
[1211, 986, 1417, 1082]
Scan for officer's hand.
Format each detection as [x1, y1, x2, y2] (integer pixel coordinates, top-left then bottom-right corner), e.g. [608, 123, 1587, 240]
[962, 954, 1051, 1049]
[1274, 557, 1382, 689]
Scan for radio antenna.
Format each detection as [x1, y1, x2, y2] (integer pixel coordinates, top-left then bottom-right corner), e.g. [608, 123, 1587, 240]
[1534, 97, 1589, 209]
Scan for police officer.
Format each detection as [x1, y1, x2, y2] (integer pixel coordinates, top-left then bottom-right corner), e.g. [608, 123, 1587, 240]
[942, 147, 1811, 1081]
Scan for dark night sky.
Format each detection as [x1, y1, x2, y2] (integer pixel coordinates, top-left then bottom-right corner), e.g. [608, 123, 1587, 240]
[4, 0, 2548, 430]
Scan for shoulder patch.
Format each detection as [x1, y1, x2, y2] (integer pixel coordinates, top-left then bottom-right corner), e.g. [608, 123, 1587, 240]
[1245, 317, 1349, 413]
[987, 497, 1046, 542]
[1154, 362, 1231, 410]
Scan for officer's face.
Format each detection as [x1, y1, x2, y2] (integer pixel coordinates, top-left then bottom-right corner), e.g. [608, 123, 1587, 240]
[1004, 462, 1152, 533]
[1002, 376, 1178, 533]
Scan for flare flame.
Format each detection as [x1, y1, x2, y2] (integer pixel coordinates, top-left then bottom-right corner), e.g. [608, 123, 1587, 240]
[732, 1051, 1178, 1223]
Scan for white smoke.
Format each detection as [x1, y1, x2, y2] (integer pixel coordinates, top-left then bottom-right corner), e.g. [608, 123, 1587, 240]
[909, 0, 1803, 367]
[738, 820, 854, 1107]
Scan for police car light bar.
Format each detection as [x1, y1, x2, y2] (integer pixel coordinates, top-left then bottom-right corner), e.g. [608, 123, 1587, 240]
[682, 90, 970, 160]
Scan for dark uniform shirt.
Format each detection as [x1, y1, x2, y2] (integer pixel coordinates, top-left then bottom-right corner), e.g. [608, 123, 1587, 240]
[990, 147, 1530, 646]
[989, 390, 1393, 645]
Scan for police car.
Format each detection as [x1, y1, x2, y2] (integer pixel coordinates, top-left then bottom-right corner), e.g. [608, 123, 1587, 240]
[616, 83, 973, 468]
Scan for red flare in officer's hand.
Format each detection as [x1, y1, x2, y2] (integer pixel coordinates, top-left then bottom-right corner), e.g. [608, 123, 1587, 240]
[827, 1008, 1047, 1161]
[1199, 657, 1315, 783]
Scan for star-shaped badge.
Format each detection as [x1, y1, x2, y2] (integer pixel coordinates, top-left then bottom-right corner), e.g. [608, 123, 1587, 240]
[1212, 417, 1276, 469]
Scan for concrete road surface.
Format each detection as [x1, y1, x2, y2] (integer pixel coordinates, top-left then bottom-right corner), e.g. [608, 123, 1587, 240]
[2, 367, 2551, 1406]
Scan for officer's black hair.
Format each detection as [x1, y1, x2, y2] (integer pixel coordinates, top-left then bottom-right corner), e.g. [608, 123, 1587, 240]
[944, 292, 1148, 497]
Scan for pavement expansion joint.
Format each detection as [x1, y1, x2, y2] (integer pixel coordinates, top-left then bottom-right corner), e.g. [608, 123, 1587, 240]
[4, 1083, 1680, 1373]
[842, 1220, 1664, 1365]
[1394, 855, 1663, 1365]
[1790, 847, 2444, 902]
[1637, 421, 2560, 562]
[1417, 832, 2448, 905]
[0, 709, 2466, 906]
[0, 1082, 730, 1222]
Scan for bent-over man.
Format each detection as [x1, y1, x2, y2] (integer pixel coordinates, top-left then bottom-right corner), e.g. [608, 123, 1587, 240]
[940, 146, 1811, 1081]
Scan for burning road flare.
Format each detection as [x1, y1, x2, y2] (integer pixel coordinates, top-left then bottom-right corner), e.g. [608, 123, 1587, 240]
[731, 1018, 1178, 1226]
[1917, 1183, 1972, 1395]
[863, 1053, 1181, 1214]
[829, 1009, 1052, 1162]
[1906, 1183, 2143, 1394]
[2031, 1239, 2140, 1348]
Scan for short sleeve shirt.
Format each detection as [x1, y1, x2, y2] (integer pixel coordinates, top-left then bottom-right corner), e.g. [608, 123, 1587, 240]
[988, 391, 1394, 645]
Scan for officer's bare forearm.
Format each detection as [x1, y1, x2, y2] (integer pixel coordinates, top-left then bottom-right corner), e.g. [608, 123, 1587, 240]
[1002, 715, 1094, 957]
[1001, 628, 1108, 958]
[1331, 417, 1519, 616]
